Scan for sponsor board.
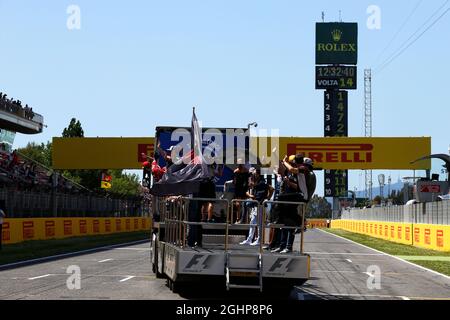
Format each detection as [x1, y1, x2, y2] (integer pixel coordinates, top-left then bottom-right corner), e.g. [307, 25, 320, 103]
[105, 220, 111, 233]
[79, 220, 87, 234]
[316, 22, 358, 65]
[53, 137, 155, 170]
[53, 137, 431, 170]
[45, 221, 56, 238]
[425, 229, 431, 245]
[93, 220, 100, 233]
[420, 185, 441, 193]
[331, 220, 450, 252]
[2, 222, 10, 241]
[437, 230, 444, 248]
[405, 227, 411, 241]
[282, 137, 431, 170]
[1, 217, 151, 245]
[23, 221, 34, 240]
[64, 220, 73, 236]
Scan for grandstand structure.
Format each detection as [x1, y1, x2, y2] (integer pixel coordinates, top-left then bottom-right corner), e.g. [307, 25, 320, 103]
[0, 96, 44, 135]
[0, 92, 148, 218]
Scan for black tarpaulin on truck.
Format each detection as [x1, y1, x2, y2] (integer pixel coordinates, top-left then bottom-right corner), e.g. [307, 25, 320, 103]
[150, 109, 211, 197]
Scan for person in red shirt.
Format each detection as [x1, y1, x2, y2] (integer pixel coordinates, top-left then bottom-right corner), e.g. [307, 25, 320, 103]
[151, 159, 166, 182]
[141, 152, 167, 183]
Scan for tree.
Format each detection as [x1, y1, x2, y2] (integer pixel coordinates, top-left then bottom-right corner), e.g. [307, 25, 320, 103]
[108, 170, 142, 197]
[373, 195, 382, 206]
[307, 195, 332, 218]
[61, 118, 102, 191]
[17, 141, 53, 168]
[62, 118, 84, 137]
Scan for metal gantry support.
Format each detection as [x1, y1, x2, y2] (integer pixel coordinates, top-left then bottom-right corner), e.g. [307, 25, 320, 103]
[364, 69, 373, 202]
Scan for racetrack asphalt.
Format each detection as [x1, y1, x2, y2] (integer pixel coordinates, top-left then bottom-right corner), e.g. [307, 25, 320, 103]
[0, 229, 449, 300]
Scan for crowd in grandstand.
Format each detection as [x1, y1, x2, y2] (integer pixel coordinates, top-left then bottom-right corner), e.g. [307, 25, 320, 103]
[0, 92, 35, 121]
[0, 145, 75, 192]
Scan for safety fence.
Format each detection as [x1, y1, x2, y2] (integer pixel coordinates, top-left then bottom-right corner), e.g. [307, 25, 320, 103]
[1, 217, 151, 245]
[340, 200, 450, 225]
[0, 189, 148, 218]
[331, 219, 450, 252]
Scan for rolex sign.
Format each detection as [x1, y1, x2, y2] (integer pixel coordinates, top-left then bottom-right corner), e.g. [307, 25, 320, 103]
[316, 22, 358, 65]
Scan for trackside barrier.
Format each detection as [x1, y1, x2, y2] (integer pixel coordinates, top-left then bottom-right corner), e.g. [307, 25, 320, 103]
[331, 219, 450, 252]
[307, 219, 330, 228]
[1, 217, 151, 245]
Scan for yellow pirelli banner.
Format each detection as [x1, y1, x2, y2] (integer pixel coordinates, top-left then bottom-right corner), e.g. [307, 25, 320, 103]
[1, 217, 151, 245]
[53, 137, 155, 170]
[53, 136, 431, 170]
[277, 137, 431, 170]
[331, 220, 450, 252]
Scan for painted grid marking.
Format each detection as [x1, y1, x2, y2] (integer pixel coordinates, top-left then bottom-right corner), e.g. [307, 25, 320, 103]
[28, 274, 52, 280]
[119, 276, 136, 282]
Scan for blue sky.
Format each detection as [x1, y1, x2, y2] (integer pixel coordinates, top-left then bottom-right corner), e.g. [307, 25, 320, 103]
[1, 0, 449, 196]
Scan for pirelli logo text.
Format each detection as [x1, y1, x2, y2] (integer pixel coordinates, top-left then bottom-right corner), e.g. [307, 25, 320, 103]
[2, 222, 10, 241]
[23, 221, 34, 240]
[105, 220, 111, 233]
[287, 143, 373, 165]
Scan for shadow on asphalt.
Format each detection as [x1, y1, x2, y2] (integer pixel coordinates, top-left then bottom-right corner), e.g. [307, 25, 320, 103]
[171, 282, 340, 301]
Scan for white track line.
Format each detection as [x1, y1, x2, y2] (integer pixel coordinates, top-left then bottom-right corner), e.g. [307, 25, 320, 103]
[98, 259, 113, 263]
[319, 229, 450, 281]
[28, 274, 52, 280]
[0, 240, 150, 270]
[114, 248, 150, 251]
[300, 291, 410, 300]
[119, 276, 135, 282]
[307, 252, 384, 256]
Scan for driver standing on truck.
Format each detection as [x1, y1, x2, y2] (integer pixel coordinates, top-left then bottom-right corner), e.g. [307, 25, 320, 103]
[201, 164, 224, 223]
[187, 163, 223, 248]
[233, 159, 250, 224]
[272, 155, 316, 254]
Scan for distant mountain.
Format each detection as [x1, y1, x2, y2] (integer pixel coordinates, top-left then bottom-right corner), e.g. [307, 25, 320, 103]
[355, 180, 408, 199]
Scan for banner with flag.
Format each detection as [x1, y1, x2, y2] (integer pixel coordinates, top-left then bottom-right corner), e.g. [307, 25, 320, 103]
[150, 108, 211, 196]
[101, 173, 112, 189]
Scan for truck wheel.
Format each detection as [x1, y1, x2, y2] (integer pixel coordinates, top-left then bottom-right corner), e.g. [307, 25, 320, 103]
[152, 248, 164, 279]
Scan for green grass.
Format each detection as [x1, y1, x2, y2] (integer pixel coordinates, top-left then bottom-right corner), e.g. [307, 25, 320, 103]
[412, 261, 450, 277]
[0, 231, 151, 266]
[324, 228, 450, 276]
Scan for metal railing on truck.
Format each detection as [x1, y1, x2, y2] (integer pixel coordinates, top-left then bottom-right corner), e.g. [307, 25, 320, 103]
[154, 196, 307, 254]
